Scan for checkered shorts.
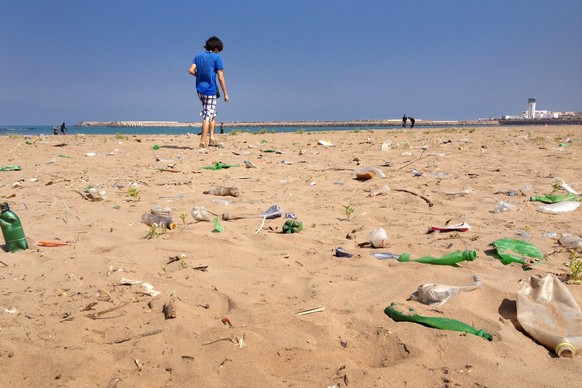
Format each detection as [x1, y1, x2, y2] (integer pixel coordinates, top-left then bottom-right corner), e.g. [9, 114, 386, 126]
[198, 92, 217, 121]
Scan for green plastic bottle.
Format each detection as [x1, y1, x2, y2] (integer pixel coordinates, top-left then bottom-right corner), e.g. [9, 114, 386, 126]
[530, 193, 578, 204]
[0, 202, 29, 252]
[397, 250, 477, 265]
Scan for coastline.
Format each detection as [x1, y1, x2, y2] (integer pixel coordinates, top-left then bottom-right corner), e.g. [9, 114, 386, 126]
[77, 119, 499, 128]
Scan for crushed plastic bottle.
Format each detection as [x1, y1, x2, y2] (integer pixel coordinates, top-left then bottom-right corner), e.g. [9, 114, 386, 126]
[559, 233, 582, 251]
[191, 206, 212, 222]
[203, 186, 240, 197]
[410, 275, 482, 305]
[369, 185, 390, 197]
[517, 273, 582, 357]
[494, 201, 516, 213]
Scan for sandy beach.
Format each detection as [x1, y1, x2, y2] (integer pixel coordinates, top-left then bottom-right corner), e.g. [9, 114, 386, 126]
[1, 125, 581, 387]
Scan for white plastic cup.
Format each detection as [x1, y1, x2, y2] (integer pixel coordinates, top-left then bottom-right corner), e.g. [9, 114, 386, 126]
[368, 228, 392, 248]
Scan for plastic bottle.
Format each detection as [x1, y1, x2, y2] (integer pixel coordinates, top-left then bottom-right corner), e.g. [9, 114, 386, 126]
[191, 206, 212, 222]
[398, 250, 477, 266]
[516, 273, 582, 357]
[494, 201, 515, 213]
[530, 193, 578, 204]
[141, 213, 176, 230]
[0, 202, 29, 252]
[203, 186, 240, 197]
[369, 185, 391, 197]
[368, 228, 391, 248]
[410, 275, 482, 305]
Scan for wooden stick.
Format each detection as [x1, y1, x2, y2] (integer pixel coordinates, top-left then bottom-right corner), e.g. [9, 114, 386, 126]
[110, 329, 163, 344]
[393, 188, 434, 207]
[296, 306, 325, 315]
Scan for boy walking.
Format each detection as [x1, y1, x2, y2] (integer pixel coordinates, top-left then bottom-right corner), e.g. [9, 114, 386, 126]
[188, 36, 229, 148]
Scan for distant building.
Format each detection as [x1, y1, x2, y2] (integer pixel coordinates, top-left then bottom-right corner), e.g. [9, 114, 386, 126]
[499, 98, 582, 125]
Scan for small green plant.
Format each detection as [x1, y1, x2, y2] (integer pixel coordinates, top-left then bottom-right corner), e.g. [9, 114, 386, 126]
[343, 204, 355, 221]
[564, 250, 582, 284]
[127, 186, 141, 201]
[295, 129, 306, 134]
[179, 256, 187, 269]
[146, 224, 165, 239]
[180, 213, 187, 225]
[551, 182, 562, 193]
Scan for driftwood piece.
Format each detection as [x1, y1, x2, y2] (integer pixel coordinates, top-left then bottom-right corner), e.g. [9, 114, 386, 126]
[163, 300, 177, 319]
[393, 188, 434, 207]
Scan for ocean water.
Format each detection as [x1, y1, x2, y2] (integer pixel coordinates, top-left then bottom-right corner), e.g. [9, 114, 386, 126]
[0, 124, 421, 136]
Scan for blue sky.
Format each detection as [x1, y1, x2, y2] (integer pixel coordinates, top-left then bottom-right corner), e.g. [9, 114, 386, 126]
[1, 0, 581, 125]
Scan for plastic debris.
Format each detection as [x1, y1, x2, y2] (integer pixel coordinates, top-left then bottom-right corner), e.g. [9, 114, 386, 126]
[410, 275, 482, 305]
[384, 303, 493, 341]
[397, 250, 477, 266]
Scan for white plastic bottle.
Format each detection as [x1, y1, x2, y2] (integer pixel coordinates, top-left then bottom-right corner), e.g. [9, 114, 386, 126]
[368, 228, 391, 248]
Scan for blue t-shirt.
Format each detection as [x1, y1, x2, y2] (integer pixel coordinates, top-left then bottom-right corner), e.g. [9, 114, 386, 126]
[193, 51, 224, 96]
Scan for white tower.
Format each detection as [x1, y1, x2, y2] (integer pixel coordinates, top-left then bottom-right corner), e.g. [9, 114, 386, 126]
[528, 98, 537, 119]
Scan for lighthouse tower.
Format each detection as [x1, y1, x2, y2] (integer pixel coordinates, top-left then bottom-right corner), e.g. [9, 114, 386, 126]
[527, 98, 537, 119]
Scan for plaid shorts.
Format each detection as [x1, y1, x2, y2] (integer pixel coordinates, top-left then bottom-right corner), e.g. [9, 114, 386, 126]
[198, 92, 217, 121]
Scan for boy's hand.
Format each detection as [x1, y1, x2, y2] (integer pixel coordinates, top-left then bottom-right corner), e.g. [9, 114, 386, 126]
[224, 94, 229, 102]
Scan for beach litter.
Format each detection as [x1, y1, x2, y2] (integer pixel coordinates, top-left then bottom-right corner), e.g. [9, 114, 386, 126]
[317, 140, 334, 147]
[516, 273, 582, 357]
[354, 166, 386, 181]
[0, 166, 22, 171]
[119, 278, 161, 297]
[537, 201, 581, 214]
[212, 217, 225, 233]
[490, 238, 544, 269]
[530, 193, 578, 203]
[75, 187, 107, 202]
[222, 204, 282, 221]
[371, 252, 400, 260]
[191, 205, 213, 222]
[384, 303, 493, 341]
[409, 275, 482, 305]
[368, 185, 390, 197]
[559, 233, 582, 251]
[282, 220, 303, 234]
[37, 241, 68, 247]
[429, 221, 471, 233]
[397, 250, 477, 266]
[335, 247, 353, 258]
[203, 162, 240, 170]
[203, 186, 240, 197]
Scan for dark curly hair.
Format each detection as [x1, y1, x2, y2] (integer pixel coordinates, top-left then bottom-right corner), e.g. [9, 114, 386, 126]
[204, 36, 223, 52]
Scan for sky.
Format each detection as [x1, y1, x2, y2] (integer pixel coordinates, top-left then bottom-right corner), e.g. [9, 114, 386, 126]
[1, 0, 581, 125]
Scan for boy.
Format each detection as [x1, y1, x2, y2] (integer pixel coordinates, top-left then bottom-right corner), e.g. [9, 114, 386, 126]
[188, 36, 229, 148]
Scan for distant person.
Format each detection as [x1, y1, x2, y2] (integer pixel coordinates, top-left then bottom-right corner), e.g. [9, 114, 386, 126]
[60, 122, 68, 134]
[188, 36, 229, 148]
[402, 114, 408, 128]
[220, 122, 224, 134]
[53, 126, 58, 135]
[409, 117, 415, 128]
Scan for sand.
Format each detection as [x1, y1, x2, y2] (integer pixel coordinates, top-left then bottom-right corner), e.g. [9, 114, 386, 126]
[1, 125, 581, 387]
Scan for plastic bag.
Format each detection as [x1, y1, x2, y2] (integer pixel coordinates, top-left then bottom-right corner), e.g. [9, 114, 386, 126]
[516, 273, 582, 357]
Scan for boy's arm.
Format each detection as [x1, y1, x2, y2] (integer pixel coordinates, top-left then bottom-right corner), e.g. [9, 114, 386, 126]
[188, 64, 197, 76]
[217, 69, 229, 102]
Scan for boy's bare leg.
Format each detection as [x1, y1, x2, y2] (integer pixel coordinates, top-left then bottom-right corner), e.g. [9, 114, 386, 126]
[209, 117, 216, 143]
[200, 119, 210, 147]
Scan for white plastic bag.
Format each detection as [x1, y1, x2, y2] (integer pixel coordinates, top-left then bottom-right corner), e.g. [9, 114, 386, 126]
[516, 273, 582, 357]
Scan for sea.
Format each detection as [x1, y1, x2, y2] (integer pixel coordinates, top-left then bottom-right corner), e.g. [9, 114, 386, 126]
[0, 123, 470, 136]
